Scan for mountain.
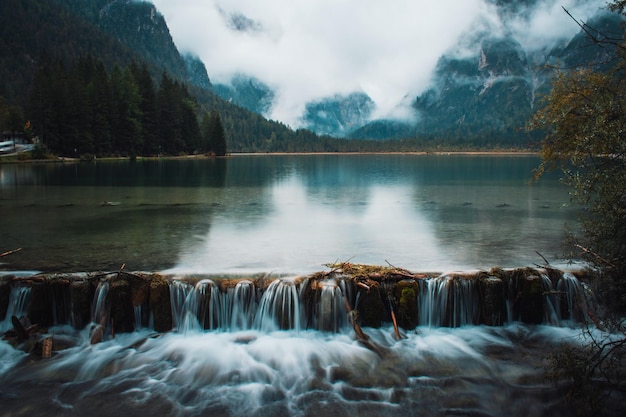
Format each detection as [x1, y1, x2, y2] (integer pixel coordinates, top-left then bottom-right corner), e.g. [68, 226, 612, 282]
[350, 9, 625, 146]
[0, 0, 339, 153]
[184, 54, 212, 91]
[212, 74, 275, 116]
[301, 92, 375, 138]
[411, 35, 536, 145]
[2, 0, 623, 151]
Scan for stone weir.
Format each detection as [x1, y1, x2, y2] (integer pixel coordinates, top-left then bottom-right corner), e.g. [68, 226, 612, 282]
[0, 264, 594, 340]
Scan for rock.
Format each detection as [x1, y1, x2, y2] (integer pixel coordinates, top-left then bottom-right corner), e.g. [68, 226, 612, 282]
[48, 277, 71, 324]
[356, 280, 384, 328]
[127, 272, 150, 307]
[11, 315, 29, 342]
[521, 275, 544, 324]
[108, 278, 135, 334]
[0, 275, 13, 321]
[127, 272, 151, 327]
[70, 280, 94, 329]
[479, 276, 505, 326]
[149, 274, 172, 332]
[27, 280, 53, 327]
[395, 279, 418, 330]
[90, 324, 105, 344]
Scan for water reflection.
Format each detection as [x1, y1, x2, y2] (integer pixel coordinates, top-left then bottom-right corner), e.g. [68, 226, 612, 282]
[173, 177, 447, 273]
[0, 155, 579, 273]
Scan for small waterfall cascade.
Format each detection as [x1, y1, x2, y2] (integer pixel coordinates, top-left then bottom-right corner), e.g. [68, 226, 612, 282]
[255, 278, 303, 332]
[0, 285, 32, 332]
[0, 267, 600, 339]
[169, 279, 221, 333]
[309, 278, 348, 332]
[91, 280, 110, 327]
[417, 275, 478, 327]
[169, 279, 192, 330]
[227, 279, 258, 331]
[557, 272, 591, 323]
[541, 273, 562, 325]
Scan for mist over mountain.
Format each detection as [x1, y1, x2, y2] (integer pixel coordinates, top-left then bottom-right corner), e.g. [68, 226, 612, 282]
[0, 0, 338, 153]
[154, 0, 619, 143]
[212, 75, 275, 117]
[349, 6, 625, 144]
[1, 0, 623, 151]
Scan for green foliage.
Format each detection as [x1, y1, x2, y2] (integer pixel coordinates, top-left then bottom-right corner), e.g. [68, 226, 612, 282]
[547, 325, 626, 416]
[530, 61, 626, 309]
[531, 2, 626, 414]
[27, 57, 204, 157]
[201, 111, 227, 156]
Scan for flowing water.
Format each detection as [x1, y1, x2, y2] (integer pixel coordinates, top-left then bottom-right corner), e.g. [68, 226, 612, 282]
[0, 154, 614, 416]
[0, 273, 608, 417]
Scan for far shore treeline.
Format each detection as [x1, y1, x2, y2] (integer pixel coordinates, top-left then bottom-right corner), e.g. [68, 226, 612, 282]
[28, 57, 226, 158]
[5, 55, 527, 159]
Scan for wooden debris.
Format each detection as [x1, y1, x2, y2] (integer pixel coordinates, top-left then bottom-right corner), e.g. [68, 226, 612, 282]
[390, 309, 402, 340]
[343, 295, 385, 357]
[0, 248, 22, 258]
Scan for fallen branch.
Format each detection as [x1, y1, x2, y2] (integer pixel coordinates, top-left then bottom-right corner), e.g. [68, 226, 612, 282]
[390, 308, 402, 340]
[0, 248, 22, 258]
[535, 251, 550, 266]
[575, 244, 616, 268]
[343, 295, 384, 357]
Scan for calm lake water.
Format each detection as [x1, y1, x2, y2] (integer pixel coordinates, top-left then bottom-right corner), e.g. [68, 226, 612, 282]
[0, 154, 579, 273]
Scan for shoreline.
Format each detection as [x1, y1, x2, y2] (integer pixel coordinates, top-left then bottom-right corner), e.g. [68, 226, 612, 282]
[0, 150, 539, 164]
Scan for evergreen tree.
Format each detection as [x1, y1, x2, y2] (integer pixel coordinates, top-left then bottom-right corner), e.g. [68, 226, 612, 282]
[203, 110, 227, 156]
[157, 72, 183, 155]
[109, 65, 142, 157]
[131, 61, 159, 156]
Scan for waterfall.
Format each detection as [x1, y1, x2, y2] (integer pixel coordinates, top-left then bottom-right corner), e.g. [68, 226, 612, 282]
[541, 274, 561, 326]
[0, 268, 599, 339]
[195, 279, 221, 330]
[169, 279, 221, 333]
[228, 279, 258, 331]
[0, 285, 32, 332]
[311, 279, 348, 332]
[91, 280, 110, 327]
[418, 275, 478, 327]
[169, 279, 192, 330]
[557, 272, 590, 324]
[254, 278, 302, 332]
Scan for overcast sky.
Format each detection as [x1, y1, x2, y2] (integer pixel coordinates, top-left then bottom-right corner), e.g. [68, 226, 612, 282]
[151, 0, 605, 128]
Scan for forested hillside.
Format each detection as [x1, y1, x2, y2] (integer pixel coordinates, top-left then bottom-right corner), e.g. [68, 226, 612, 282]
[0, 0, 351, 156]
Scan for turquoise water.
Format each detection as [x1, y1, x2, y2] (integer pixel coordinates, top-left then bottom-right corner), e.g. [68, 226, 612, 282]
[0, 154, 579, 273]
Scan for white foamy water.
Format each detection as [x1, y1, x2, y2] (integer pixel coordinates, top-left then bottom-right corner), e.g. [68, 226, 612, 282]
[0, 324, 591, 417]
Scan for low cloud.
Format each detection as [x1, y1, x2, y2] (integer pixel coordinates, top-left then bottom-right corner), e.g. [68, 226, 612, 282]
[152, 0, 606, 128]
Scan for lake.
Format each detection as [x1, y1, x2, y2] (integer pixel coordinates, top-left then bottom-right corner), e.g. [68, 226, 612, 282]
[3, 154, 621, 417]
[0, 154, 579, 273]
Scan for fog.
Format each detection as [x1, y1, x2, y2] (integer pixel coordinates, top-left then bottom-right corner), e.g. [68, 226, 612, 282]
[152, 0, 605, 127]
